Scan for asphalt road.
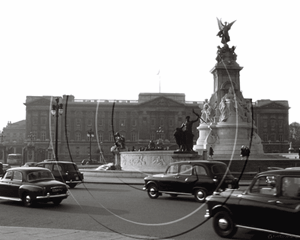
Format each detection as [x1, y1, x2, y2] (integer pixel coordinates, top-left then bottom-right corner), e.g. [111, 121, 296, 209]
[0, 183, 280, 240]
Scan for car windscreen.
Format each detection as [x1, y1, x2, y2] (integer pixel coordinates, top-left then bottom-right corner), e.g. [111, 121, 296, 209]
[62, 164, 78, 172]
[211, 164, 231, 175]
[27, 171, 54, 182]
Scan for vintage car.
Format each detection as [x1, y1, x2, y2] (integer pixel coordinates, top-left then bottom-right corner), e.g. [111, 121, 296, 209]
[205, 169, 300, 238]
[0, 167, 69, 207]
[81, 159, 100, 165]
[95, 163, 116, 171]
[36, 160, 84, 188]
[143, 160, 239, 202]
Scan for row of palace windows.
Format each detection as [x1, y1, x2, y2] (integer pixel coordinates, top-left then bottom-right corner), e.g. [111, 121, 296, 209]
[32, 117, 181, 128]
[262, 134, 284, 142]
[263, 119, 284, 128]
[27, 131, 176, 142]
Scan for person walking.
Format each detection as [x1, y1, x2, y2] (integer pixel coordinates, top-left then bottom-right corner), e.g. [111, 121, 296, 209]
[209, 145, 214, 159]
[240, 145, 246, 160]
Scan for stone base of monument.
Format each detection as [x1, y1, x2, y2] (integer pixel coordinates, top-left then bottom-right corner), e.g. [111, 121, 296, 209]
[194, 112, 265, 158]
[119, 150, 202, 172]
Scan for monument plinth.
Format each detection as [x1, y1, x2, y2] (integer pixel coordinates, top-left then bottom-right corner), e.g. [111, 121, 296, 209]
[194, 18, 264, 158]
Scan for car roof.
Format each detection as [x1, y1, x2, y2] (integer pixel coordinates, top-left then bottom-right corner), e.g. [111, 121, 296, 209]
[257, 169, 300, 177]
[169, 160, 226, 166]
[40, 160, 77, 164]
[6, 167, 51, 172]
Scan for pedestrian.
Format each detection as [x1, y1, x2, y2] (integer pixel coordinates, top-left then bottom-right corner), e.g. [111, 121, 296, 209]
[209, 145, 214, 159]
[240, 145, 246, 160]
[245, 146, 250, 158]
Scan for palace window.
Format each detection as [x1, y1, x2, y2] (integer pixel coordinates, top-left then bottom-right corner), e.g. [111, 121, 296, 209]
[131, 132, 137, 142]
[41, 132, 46, 141]
[75, 132, 81, 141]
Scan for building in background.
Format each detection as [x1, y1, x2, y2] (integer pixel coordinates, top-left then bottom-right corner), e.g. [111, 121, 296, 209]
[253, 99, 290, 153]
[23, 93, 201, 163]
[1, 120, 26, 163]
[1, 94, 290, 164]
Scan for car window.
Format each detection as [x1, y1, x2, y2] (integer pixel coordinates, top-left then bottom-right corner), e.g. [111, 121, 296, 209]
[166, 164, 178, 174]
[211, 164, 229, 174]
[12, 171, 22, 182]
[249, 175, 277, 195]
[44, 163, 52, 171]
[179, 164, 193, 175]
[282, 177, 300, 198]
[27, 170, 54, 182]
[194, 165, 207, 176]
[63, 164, 77, 172]
[3, 171, 13, 180]
[53, 164, 62, 172]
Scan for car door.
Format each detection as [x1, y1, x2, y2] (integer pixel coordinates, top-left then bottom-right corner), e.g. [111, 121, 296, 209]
[9, 171, 23, 199]
[235, 175, 281, 231]
[158, 164, 180, 192]
[268, 176, 300, 236]
[174, 163, 198, 193]
[0, 171, 13, 197]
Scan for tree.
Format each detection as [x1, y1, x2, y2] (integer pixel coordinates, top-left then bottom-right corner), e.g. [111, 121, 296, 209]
[289, 122, 300, 148]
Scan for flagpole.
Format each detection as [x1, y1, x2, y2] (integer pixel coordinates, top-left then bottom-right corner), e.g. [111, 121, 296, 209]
[157, 69, 161, 93]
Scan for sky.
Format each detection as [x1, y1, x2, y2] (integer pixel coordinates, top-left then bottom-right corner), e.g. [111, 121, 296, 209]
[0, 0, 299, 131]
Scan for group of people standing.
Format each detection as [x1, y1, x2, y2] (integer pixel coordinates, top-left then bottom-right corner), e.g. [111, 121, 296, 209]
[240, 145, 250, 160]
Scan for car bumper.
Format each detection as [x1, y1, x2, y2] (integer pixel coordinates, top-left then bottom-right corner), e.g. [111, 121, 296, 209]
[36, 191, 69, 199]
[65, 180, 83, 184]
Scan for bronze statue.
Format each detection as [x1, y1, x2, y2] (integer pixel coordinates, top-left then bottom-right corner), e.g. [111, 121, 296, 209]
[114, 132, 125, 149]
[216, 18, 236, 44]
[174, 127, 185, 151]
[179, 110, 200, 152]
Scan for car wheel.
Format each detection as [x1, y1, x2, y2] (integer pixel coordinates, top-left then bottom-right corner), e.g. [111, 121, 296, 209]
[213, 211, 237, 238]
[52, 198, 63, 206]
[68, 183, 77, 189]
[147, 184, 159, 199]
[194, 188, 207, 203]
[22, 193, 35, 207]
[169, 194, 178, 198]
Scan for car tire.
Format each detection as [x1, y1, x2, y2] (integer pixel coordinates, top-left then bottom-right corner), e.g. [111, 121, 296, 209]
[213, 211, 237, 238]
[22, 193, 35, 207]
[68, 183, 77, 189]
[194, 188, 207, 203]
[147, 184, 159, 199]
[52, 198, 63, 206]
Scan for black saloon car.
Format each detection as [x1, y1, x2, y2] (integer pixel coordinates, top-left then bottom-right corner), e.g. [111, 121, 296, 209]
[143, 160, 239, 202]
[205, 169, 300, 238]
[36, 160, 84, 188]
[0, 167, 69, 207]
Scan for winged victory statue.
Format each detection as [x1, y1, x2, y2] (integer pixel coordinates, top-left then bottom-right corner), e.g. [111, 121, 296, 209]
[216, 18, 236, 44]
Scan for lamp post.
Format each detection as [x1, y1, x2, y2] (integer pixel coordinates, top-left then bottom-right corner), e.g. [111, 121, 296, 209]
[87, 129, 94, 162]
[51, 97, 63, 161]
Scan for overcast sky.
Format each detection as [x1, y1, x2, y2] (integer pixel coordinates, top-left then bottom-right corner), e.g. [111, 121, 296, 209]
[0, 0, 299, 131]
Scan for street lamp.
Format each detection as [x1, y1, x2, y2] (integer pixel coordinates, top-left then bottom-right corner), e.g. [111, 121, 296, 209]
[87, 129, 94, 162]
[51, 97, 63, 161]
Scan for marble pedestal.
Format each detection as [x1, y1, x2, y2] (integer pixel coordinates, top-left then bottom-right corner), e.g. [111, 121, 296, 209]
[194, 113, 264, 157]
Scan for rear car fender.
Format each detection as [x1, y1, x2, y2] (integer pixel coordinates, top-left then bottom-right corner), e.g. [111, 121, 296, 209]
[19, 185, 43, 197]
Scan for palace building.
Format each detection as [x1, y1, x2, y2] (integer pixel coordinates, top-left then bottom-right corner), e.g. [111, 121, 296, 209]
[0, 93, 289, 164]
